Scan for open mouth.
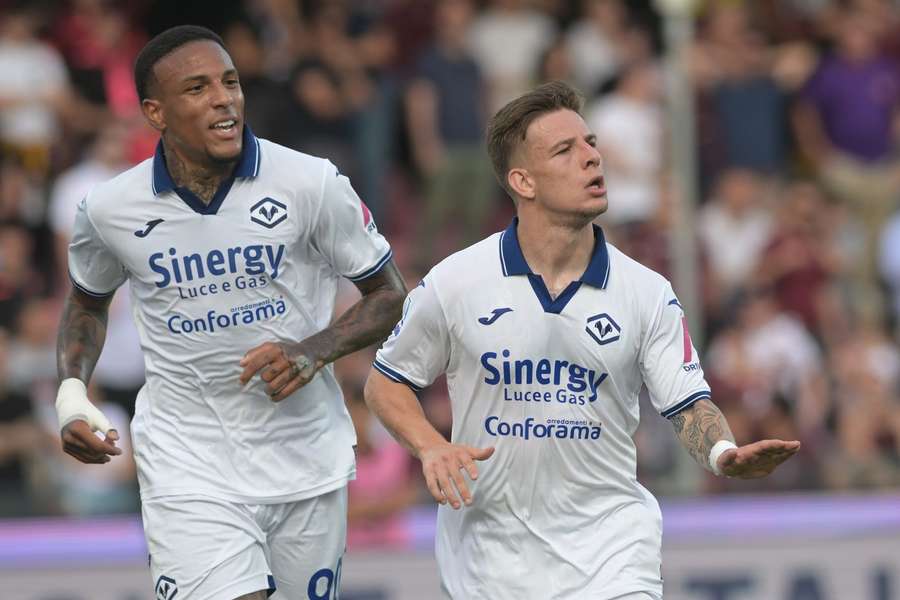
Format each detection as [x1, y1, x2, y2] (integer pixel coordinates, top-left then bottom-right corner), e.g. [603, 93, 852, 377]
[587, 175, 606, 193]
[210, 119, 238, 134]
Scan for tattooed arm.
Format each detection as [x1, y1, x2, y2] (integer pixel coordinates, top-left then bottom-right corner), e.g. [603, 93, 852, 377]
[669, 399, 735, 472]
[670, 399, 800, 478]
[239, 260, 407, 401]
[56, 287, 122, 464]
[57, 287, 112, 383]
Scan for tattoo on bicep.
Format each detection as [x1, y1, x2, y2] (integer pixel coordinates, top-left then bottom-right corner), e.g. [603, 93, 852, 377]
[57, 293, 110, 382]
[670, 399, 735, 470]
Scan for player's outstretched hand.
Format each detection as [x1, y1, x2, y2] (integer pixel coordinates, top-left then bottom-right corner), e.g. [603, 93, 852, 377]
[61, 420, 122, 464]
[239, 341, 321, 402]
[717, 439, 801, 479]
[419, 442, 495, 509]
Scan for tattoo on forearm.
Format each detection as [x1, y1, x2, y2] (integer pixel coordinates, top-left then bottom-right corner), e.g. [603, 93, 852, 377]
[294, 262, 406, 366]
[669, 399, 735, 471]
[57, 292, 111, 382]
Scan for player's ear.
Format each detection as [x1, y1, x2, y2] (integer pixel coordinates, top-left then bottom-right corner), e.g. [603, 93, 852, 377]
[507, 167, 535, 201]
[141, 98, 165, 132]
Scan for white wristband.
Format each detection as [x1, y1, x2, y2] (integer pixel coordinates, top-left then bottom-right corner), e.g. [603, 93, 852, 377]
[709, 440, 738, 476]
[55, 378, 113, 434]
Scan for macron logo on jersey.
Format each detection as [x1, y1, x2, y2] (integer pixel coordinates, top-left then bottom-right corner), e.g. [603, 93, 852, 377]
[149, 245, 285, 288]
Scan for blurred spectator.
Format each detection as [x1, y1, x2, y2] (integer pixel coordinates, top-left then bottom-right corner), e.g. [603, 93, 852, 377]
[6, 299, 58, 393]
[221, 20, 290, 142]
[795, 10, 900, 166]
[51, 0, 144, 119]
[309, 2, 400, 226]
[48, 121, 144, 419]
[537, 37, 575, 84]
[692, 4, 790, 179]
[756, 180, 843, 336]
[244, 0, 308, 78]
[587, 60, 663, 225]
[565, 0, 648, 95]
[0, 224, 38, 331]
[706, 286, 828, 440]
[467, 0, 557, 111]
[0, 6, 71, 176]
[282, 58, 360, 180]
[406, 0, 494, 266]
[346, 383, 418, 549]
[825, 326, 900, 489]
[698, 169, 774, 315]
[0, 158, 44, 226]
[793, 9, 900, 321]
[0, 330, 43, 516]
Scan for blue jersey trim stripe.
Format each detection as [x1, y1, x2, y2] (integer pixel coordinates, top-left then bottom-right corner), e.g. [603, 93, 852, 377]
[527, 275, 582, 314]
[69, 274, 116, 298]
[498, 217, 611, 289]
[662, 390, 712, 419]
[373, 360, 423, 392]
[347, 249, 393, 282]
[266, 574, 276, 597]
[151, 126, 260, 215]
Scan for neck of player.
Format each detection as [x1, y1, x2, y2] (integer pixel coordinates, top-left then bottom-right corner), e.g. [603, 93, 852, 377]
[163, 138, 236, 205]
[516, 214, 595, 298]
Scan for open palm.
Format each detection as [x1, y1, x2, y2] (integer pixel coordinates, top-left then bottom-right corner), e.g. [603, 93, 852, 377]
[718, 439, 801, 478]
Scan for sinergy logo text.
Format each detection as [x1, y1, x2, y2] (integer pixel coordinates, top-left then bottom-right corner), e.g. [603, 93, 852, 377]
[480, 349, 607, 404]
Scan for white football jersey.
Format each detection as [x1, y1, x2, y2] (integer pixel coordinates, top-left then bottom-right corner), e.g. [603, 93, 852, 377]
[69, 127, 392, 503]
[375, 219, 710, 599]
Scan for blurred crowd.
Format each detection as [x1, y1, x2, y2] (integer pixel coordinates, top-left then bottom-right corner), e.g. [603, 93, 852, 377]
[0, 0, 899, 545]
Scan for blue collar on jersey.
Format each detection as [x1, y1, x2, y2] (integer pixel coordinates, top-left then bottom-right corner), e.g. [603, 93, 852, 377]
[151, 125, 261, 215]
[500, 217, 611, 288]
[499, 217, 611, 313]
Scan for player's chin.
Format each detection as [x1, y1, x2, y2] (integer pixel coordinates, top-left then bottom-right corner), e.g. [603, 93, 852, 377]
[577, 195, 608, 219]
[207, 141, 243, 164]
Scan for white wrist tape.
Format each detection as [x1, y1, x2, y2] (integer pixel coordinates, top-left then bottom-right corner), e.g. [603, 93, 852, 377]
[709, 440, 738, 476]
[56, 378, 112, 434]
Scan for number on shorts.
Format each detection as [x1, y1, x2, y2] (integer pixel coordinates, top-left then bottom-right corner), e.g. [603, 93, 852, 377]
[307, 557, 343, 600]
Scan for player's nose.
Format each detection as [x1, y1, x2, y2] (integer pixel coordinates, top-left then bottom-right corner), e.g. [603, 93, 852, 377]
[208, 81, 234, 108]
[582, 142, 601, 170]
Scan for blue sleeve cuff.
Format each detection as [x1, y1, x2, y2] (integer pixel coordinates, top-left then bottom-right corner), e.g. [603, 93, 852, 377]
[661, 390, 712, 419]
[69, 272, 116, 298]
[348, 249, 393, 282]
[373, 359, 423, 392]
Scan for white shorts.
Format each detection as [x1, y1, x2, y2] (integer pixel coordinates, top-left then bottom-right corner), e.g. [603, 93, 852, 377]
[142, 487, 347, 600]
